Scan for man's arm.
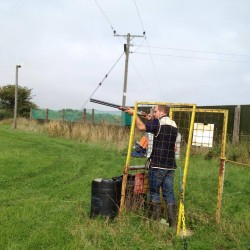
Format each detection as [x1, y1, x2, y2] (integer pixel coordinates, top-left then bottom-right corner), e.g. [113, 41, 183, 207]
[125, 108, 152, 131]
[135, 116, 146, 131]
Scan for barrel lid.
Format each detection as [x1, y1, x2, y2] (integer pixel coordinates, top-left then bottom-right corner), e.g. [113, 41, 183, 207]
[93, 178, 103, 182]
[101, 178, 112, 183]
[93, 178, 113, 183]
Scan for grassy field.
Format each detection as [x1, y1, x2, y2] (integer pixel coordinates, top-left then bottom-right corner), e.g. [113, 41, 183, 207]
[0, 123, 249, 249]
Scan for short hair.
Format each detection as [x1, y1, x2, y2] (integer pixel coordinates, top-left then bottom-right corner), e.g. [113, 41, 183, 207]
[157, 105, 169, 114]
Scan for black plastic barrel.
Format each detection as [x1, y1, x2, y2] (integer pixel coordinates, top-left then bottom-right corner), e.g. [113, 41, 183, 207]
[90, 176, 122, 219]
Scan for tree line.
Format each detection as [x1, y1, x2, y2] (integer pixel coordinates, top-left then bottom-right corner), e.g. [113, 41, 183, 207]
[0, 84, 37, 120]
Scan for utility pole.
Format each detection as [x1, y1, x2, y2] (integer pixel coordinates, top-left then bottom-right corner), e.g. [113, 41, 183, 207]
[13, 65, 21, 129]
[114, 32, 145, 107]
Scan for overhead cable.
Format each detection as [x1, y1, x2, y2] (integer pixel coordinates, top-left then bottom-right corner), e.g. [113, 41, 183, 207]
[132, 51, 250, 64]
[81, 52, 125, 109]
[143, 43, 165, 100]
[132, 0, 147, 52]
[133, 0, 165, 100]
[94, 0, 116, 33]
[132, 44, 250, 58]
[133, 0, 146, 33]
[94, 0, 126, 45]
[129, 58, 158, 99]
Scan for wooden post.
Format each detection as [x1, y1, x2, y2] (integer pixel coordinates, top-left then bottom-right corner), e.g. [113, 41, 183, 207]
[232, 105, 241, 144]
[82, 109, 86, 122]
[91, 109, 94, 124]
[45, 109, 49, 123]
[216, 110, 228, 225]
[30, 108, 32, 120]
[62, 109, 65, 121]
[114, 33, 144, 106]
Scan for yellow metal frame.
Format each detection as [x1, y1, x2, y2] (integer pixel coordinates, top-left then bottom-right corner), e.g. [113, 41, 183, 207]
[119, 102, 138, 213]
[216, 110, 228, 224]
[172, 106, 197, 236]
[119, 102, 197, 237]
[120, 104, 228, 237]
[171, 107, 229, 234]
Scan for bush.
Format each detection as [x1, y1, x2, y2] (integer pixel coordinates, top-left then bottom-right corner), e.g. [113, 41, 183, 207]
[226, 141, 250, 163]
[0, 109, 12, 120]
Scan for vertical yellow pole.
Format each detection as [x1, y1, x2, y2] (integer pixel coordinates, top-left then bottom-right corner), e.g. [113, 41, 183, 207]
[169, 108, 173, 119]
[119, 103, 138, 213]
[176, 105, 196, 236]
[216, 110, 228, 223]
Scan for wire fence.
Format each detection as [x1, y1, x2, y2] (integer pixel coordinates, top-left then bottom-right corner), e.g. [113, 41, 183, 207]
[30, 108, 132, 126]
[30, 104, 250, 142]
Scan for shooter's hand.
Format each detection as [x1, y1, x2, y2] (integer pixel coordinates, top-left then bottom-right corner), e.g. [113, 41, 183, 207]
[118, 106, 129, 112]
[145, 113, 153, 120]
[123, 107, 134, 116]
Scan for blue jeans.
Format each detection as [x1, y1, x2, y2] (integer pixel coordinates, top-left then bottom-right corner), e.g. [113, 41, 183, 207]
[148, 167, 176, 205]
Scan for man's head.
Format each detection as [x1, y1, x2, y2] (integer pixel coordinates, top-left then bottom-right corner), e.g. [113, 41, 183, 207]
[153, 105, 169, 119]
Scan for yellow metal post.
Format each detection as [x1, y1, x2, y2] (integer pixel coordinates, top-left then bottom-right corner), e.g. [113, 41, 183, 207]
[176, 105, 196, 236]
[216, 110, 228, 224]
[119, 103, 138, 213]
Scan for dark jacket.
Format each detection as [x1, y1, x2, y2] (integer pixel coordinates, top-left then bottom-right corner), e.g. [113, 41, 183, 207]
[146, 115, 178, 169]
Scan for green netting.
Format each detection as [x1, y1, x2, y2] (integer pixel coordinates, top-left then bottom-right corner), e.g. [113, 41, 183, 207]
[86, 110, 122, 124]
[31, 109, 46, 119]
[30, 108, 131, 125]
[48, 110, 62, 120]
[64, 109, 82, 121]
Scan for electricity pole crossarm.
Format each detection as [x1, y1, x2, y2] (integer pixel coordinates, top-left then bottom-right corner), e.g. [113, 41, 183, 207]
[114, 34, 145, 38]
[114, 33, 145, 107]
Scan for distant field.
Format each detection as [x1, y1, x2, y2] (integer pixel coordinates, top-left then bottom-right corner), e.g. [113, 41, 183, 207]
[0, 124, 249, 249]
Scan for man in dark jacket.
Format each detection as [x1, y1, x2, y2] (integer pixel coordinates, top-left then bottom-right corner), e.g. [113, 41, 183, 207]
[125, 105, 178, 228]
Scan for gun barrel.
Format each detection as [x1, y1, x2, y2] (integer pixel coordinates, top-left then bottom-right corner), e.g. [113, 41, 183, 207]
[90, 98, 120, 109]
[90, 98, 148, 117]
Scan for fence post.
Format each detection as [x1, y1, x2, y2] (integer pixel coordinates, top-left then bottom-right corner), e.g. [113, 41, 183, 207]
[62, 109, 65, 121]
[232, 105, 241, 144]
[92, 109, 94, 124]
[45, 109, 49, 123]
[82, 109, 86, 122]
[30, 108, 32, 120]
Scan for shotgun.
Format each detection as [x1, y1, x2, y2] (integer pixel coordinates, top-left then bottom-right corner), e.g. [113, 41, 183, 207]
[90, 98, 148, 117]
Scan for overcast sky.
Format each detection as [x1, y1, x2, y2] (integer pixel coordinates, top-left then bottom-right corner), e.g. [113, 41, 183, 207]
[1, 0, 249, 110]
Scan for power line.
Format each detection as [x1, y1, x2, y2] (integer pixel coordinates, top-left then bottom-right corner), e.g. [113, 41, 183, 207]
[133, 0, 146, 33]
[143, 42, 165, 100]
[132, 51, 250, 64]
[81, 52, 125, 109]
[94, 0, 126, 45]
[131, 37, 146, 53]
[94, 0, 115, 33]
[129, 58, 158, 99]
[132, 44, 250, 58]
[133, 0, 165, 101]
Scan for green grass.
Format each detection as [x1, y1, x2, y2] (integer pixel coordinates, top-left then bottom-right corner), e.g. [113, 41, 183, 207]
[0, 124, 249, 249]
[182, 157, 250, 249]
